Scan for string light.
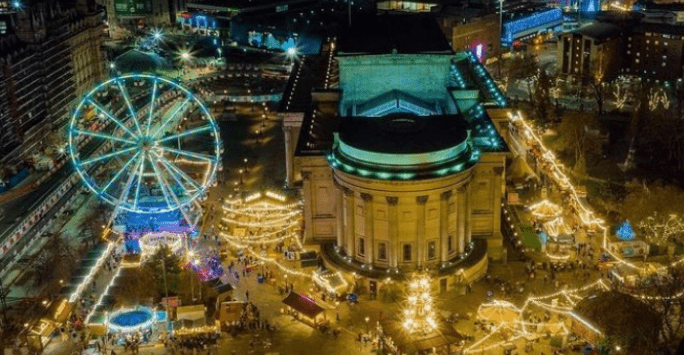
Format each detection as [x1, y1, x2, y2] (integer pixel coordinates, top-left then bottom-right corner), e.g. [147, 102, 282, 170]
[220, 193, 346, 294]
[507, 111, 684, 277]
[401, 274, 438, 336]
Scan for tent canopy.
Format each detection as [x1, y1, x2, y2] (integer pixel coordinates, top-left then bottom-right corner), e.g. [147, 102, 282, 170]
[313, 269, 347, 292]
[282, 292, 325, 319]
[380, 318, 462, 354]
[177, 305, 206, 321]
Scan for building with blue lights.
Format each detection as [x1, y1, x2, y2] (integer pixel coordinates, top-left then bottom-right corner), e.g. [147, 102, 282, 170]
[501, 6, 563, 46]
[280, 15, 511, 290]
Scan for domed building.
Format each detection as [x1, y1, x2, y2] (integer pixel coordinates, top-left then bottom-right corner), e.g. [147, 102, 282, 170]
[279, 14, 512, 292]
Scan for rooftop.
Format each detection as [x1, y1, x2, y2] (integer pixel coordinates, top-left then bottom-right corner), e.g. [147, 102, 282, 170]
[574, 22, 624, 40]
[338, 114, 468, 155]
[336, 14, 452, 55]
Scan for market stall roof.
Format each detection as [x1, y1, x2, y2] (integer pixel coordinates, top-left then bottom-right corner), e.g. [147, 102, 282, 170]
[544, 217, 573, 238]
[380, 318, 462, 354]
[313, 269, 347, 292]
[282, 292, 325, 319]
[529, 200, 562, 219]
[177, 305, 206, 321]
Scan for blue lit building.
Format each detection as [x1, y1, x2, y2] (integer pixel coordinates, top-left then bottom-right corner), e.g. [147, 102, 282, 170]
[501, 7, 563, 46]
[280, 15, 511, 290]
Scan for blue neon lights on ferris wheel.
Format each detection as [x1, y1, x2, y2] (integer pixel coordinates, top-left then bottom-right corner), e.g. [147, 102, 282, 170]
[68, 74, 222, 214]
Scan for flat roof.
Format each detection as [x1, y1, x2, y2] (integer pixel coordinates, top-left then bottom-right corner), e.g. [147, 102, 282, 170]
[338, 114, 468, 155]
[574, 22, 624, 40]
[187, 0, 315, 12]
[336, 14, 452, 55]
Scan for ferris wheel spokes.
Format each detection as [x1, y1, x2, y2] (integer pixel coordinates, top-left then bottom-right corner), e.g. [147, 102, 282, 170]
[72, 129, 137, 146]
[108, 152, 145, 225]
[157, 146, 213, 162]
[155, 153, 203, 189]
[88, 99, 137, 138]
[146, 79, 159, 136]
[156, 125, 214, 144]
[149, 156, 175, 210]
[151, 97, 192, 139]
[71, 74, 220, 217]
[116, 79, 143, 136]
[132, 155, 147, 210]
[101, 152, 141, 193]
[81, 146, 138, 166]
[150, 159, 194, 226]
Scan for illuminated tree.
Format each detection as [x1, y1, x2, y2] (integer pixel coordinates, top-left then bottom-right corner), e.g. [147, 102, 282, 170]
[622, 181, 684, 226]
[638, 213, 684, 247]
[402, 274, 438, 336]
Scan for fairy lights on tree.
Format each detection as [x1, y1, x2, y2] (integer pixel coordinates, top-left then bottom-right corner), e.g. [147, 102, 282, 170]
[402, 274, 438, 336]
[616, 220, 636, 240]
[638, 213, 684, 247]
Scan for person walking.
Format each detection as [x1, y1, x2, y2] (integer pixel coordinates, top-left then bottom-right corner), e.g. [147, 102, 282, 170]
[245, 290, 249, 301]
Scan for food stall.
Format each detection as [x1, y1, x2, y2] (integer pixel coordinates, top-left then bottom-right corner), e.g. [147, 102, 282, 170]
[281, 292, 328, 328]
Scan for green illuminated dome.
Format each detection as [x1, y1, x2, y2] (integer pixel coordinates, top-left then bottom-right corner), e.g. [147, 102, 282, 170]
[329, 114, 478, 180]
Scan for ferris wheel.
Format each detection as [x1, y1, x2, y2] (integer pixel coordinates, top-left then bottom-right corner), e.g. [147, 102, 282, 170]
[68, 74, 221, 218]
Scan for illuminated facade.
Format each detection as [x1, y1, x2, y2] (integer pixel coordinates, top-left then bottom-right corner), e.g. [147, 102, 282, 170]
[280, 15, 509, 288]
[0, 0, 106, 161]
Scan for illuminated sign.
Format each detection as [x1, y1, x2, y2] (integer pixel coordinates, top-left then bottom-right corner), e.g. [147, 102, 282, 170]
[114, 0, 151, 16]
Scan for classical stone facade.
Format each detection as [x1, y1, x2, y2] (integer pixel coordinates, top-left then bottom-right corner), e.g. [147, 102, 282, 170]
[280, 17, 509, 287]
[68, 11, 106, 99]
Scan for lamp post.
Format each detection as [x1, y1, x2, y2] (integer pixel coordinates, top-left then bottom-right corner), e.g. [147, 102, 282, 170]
[365, 316, 370, 333]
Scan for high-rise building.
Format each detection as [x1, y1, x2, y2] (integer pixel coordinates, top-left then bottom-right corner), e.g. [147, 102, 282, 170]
[558, 13, 684, 83]
[0, 0, 105, 163]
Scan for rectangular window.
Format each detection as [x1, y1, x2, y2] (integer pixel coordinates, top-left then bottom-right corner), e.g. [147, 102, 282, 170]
[378, 243, 387, 261]
[403, 244, 412, 262]
[448, 235, 453, 251]
[359, 238, 365, 256]
[428, 241, 436, 260]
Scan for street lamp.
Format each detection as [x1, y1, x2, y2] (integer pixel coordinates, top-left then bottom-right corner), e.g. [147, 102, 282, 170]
[365, 316, 370, 333]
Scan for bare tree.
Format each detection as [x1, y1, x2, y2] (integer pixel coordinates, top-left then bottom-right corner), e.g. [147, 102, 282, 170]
[30, 234, 76, 299]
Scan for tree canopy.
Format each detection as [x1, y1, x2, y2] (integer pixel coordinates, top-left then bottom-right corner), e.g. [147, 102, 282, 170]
[575, 291, 660, 353]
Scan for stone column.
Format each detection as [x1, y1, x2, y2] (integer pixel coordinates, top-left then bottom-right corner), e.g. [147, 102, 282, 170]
[361, 193, 374, 265]
[343, 187, 355, 257]
[492, 166, 505, 236]
[457, 185, 467, 254]
[334, 181, 344, 248]
[416, 195, 428, 267]
[439, 191, 452, 263]
[465, 182, 472, 247]
[302, 171, 313, 242]
[283, 126, 294, 187]
[386, 196, 399, 268]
